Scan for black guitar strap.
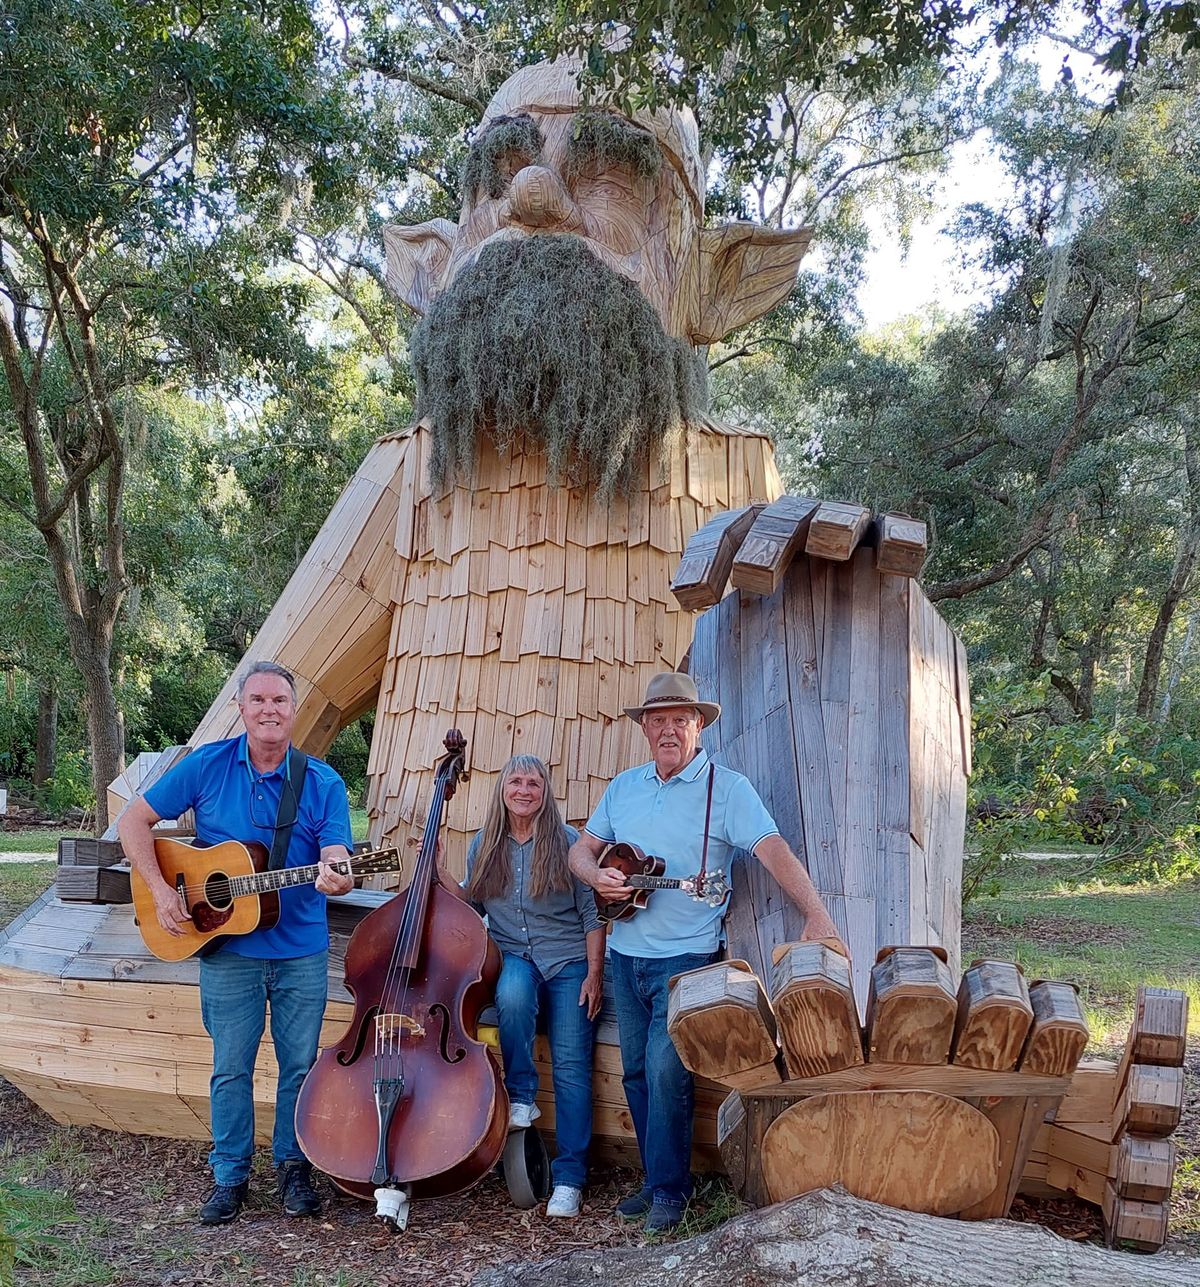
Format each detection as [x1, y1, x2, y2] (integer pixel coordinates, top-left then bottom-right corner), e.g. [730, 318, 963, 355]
[696, 764, 716, 893]
[268, 747, 309, 871]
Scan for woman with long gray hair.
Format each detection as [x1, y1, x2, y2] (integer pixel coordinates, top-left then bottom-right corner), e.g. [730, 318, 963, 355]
[462, 754, 603, 1219]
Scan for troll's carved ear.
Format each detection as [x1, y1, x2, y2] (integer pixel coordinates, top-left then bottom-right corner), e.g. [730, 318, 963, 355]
[383, 220, 457, 315]
[691, 223, 814, 345]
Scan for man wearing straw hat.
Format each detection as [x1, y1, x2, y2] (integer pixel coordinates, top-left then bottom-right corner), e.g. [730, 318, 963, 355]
[569, 672, 840, 1233]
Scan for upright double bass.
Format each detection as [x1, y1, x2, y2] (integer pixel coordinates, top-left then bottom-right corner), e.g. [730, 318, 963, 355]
[295, 731, 508, 1225]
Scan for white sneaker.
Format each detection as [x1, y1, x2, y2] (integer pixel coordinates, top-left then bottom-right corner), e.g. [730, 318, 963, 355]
[508, 1101, 541, 1130]
[546, 1184, 582, 1217]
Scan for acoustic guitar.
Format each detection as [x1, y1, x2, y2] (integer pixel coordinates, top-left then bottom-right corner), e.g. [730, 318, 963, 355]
[131, 837, 404, 961]
[595, 841, 730, 924]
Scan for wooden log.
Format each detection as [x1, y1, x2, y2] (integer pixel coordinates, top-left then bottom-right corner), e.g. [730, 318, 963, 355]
[1130, 985, 1189, 1067]
[950, 959, 1033, 1071]
[874, 514, 928, 578]
[730, 496, 820, 596]
[759, 1090, 1000, 1215]
[864, 947, 957, 1066]
[1102, 1182, 1170, 1253]
[1116, 1135, 1177, 1203]
[666, 959, 782, 1086]
[1020, 981, 1089, 1076]
[769, 940, 863, 1079]
[804, 502, 872, 562]
[716, 1091, 749, 1195]
[55, 865, 132, 905]
[474, 1186, 1200, 1287]
[670, 504, 765, 610]
[1124, 1064, 1184, 1137]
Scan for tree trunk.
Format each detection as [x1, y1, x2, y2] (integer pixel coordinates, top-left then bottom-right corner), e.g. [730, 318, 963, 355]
[1138, 413, 1200, 718]
[34, 682, 57, 786]
[472, 1189, 1200, 1287]
[78, 647, 124, 834]
[1157, 609, 1198, 726]
[1137, 530, 1200, 718]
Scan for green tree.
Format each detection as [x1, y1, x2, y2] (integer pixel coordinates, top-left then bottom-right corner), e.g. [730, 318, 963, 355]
[0, 1, 388, 828]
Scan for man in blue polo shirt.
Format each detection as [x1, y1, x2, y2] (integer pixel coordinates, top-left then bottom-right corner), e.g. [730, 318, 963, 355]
[118, 661, 354, 1226]
[568, 672, 840, 1233]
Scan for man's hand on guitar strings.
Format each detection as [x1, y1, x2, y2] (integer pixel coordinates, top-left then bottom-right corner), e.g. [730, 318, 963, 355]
[153, 885, 191, 937]
[591, 864, 633, 902]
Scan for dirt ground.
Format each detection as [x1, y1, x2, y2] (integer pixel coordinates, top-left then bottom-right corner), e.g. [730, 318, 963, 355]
[5, 1061, 1196, 1287]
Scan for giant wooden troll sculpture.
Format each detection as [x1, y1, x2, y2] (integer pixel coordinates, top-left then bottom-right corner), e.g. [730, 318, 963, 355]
[188, 56, 810, 874]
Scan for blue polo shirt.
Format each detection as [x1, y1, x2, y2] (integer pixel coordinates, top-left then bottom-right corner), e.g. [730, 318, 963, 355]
[584, 749, 779, 959]
[143, 735, 353, 959]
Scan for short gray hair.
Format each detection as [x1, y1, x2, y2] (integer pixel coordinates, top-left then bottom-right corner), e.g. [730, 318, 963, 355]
[236, 660, 297, 703]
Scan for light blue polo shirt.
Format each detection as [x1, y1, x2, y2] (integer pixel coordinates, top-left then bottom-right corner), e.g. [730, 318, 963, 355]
[584, 749, 779, 959]
[144, 735, 353, 959]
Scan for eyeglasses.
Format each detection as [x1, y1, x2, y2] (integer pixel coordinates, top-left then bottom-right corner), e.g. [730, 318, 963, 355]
[249, 782, 280, 832]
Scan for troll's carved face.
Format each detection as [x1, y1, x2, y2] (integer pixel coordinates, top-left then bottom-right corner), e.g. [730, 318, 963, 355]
[384, 58, 812, 348]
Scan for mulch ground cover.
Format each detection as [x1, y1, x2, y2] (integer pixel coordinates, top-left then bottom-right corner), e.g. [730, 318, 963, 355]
[0, 1077, 703, 1287]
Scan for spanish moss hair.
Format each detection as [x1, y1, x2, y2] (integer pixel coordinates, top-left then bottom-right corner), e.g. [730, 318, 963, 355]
[465, 755, 572, 903]
[410, 234, 707, 496]
[237, 660, 297, 703]
[461, 113, 544, 201]
[566, 110, 663, 183]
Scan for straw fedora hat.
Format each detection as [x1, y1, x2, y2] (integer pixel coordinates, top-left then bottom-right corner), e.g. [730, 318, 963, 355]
[624, 672, 721, 726]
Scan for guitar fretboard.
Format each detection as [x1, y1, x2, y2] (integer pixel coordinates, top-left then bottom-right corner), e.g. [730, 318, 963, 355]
[627, 876, 691, 891]
[223, 854, 395, 899]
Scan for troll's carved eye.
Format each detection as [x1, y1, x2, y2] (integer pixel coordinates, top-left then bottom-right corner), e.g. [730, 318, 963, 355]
[461, 114, 545, 201]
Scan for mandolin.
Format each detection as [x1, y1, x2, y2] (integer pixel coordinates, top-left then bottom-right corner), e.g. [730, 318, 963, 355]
[131, 836, 404, 961]
[595, 840, 730, 924]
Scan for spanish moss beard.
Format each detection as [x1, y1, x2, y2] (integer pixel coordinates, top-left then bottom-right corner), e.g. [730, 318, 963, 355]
[410, 234, 708, 496]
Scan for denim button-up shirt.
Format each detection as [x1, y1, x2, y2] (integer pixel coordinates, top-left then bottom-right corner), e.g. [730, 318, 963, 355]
[465, 824, 600, 980]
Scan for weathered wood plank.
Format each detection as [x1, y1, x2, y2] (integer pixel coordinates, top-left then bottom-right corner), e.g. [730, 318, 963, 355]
[874, 513, 928, 578]
[805, 501, 872, 562]
[730, 496, 821, 596]
[671, 504, 765, 610]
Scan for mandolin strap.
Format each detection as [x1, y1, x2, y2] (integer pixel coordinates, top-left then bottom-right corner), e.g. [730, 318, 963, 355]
[696, 764, 716, 892]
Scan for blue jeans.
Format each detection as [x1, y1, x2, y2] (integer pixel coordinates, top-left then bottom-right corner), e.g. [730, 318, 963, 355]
[495, 954, 595, 1188]
[610, 949, 716, 1207]
[199, 950, 328, 1185]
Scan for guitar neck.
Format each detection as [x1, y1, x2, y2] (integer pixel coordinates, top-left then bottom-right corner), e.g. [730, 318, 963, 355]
[229, 854, 388, 899]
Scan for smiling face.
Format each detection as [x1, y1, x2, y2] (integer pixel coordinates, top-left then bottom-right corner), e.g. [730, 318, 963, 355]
[641, 705, 705, 781]
[502, 764, 547, 827]
[238, 672, 295, 764]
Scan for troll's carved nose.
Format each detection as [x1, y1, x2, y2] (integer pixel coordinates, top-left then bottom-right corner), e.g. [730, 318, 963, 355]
[504, 165, 582, 233]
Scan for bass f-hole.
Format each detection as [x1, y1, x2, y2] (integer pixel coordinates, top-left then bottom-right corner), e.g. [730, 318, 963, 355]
[430, 1002, 466, 1064]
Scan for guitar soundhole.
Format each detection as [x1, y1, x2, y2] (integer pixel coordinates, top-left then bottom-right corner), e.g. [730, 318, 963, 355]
[430, 1003, 465, 1065]
[204, 872, 234, 911]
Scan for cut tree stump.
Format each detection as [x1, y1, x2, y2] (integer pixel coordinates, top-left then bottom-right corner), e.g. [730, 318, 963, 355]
[471, 1188, 1200, 1287]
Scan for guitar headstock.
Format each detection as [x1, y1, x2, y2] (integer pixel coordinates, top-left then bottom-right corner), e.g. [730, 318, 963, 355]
[350, 847, 404, 877]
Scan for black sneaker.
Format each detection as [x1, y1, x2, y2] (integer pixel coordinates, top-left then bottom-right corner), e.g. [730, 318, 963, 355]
[643, 1200, 684, 1234]
[615, 1186, 654, 1220]
[279, 1160, 322, 1217]
[199, 1181, 248, 1225]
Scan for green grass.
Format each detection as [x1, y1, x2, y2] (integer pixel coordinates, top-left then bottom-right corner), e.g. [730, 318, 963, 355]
[350, 806, 368, 841]
[963, 857, 1200, 1050]
[0, 831, 60, 855]
[0, 862, 55, 932]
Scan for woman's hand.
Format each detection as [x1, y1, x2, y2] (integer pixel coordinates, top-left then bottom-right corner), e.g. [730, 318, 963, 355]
[579, 969, 604, 1020]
